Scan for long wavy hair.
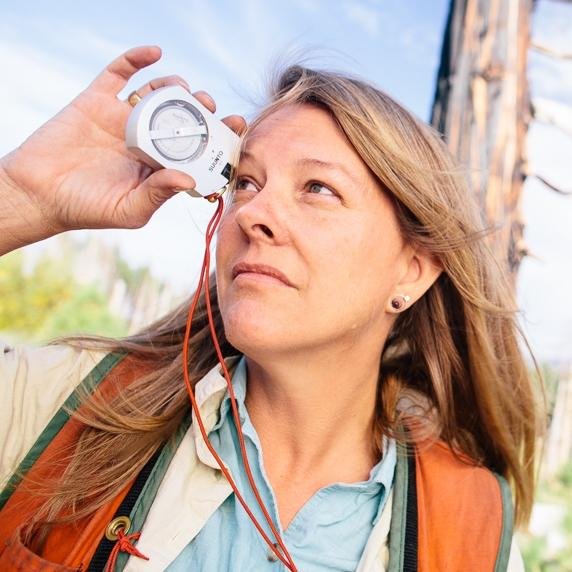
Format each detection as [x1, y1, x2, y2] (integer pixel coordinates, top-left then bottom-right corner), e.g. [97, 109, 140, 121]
[22, 64, 540, 541]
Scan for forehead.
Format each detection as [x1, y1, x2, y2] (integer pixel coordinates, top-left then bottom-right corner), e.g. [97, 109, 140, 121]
[241, 104, 368, 172]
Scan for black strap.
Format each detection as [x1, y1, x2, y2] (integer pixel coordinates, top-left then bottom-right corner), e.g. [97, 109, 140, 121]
[87, 446, 164, 572]
[403, 444, 418, 572]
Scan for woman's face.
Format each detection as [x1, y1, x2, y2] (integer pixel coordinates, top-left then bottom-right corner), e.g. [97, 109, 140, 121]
[216, 103, 410, 359]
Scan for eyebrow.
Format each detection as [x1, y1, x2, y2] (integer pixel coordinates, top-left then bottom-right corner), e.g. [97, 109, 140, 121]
[240, 150, 355, 181]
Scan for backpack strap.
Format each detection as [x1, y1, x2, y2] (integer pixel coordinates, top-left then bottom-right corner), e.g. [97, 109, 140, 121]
[0, 352, 160, 569]
[493, 474, 514, 572]
[87, 414, 191, 571]
[387, 442, 418, 572]
[386, 440, 513, 572]
[0, 352, 126, 510]
[87, 446, 164, 571]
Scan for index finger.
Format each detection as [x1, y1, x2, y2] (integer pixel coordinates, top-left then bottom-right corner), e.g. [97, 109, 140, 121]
[222, 115, 247, 136]
[89, 45, 163, 95]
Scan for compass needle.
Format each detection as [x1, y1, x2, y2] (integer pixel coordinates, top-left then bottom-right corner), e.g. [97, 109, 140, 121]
[149, 126, 208, 140]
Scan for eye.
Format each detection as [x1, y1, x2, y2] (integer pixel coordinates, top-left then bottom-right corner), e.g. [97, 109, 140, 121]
[234, 177, 258, 192]
[307, 182, 337, 197]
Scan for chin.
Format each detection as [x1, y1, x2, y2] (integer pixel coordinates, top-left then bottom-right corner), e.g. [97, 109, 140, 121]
[221, 304, 292, 358]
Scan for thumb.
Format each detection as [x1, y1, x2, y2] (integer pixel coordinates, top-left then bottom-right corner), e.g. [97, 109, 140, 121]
[119, 169, 197, 228]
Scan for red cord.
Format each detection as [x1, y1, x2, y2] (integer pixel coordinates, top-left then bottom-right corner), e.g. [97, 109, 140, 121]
[105, 530, 149, 572]
[181, 194, 298, 571]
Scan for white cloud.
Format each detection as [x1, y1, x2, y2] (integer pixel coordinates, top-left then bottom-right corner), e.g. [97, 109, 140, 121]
[98, 194, 216, 293]
[0, 39, 90, 153]
[343, 1, 380, 37]
[174, 0, 261, 83]
[53, 28, 127, 63]
[529, 53, 572, 105]
[529, 0, 572, 103]
[532, 0, 572, 54]
[286, 0, 321, 13]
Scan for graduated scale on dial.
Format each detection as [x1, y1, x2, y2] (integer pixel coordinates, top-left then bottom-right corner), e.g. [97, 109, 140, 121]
[125, 85, 240, 198]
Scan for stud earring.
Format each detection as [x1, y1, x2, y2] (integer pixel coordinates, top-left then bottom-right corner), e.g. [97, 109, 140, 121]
[391, 294, 411, 311]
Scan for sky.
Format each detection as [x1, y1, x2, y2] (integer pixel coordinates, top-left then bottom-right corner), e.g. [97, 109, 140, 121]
[0, 0, 571, 363]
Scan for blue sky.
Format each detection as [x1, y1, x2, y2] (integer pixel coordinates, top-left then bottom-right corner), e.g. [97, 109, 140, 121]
[1, 0, 571, 363]
[0, 1, 447, 121]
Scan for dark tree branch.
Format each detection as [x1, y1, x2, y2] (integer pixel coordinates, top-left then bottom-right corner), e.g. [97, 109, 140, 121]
[530, 173, 572, 195]
[531, 41, 572, 60]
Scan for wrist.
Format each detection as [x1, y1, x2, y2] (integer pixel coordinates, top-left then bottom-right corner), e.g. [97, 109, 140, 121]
[0, 155, 59, 255]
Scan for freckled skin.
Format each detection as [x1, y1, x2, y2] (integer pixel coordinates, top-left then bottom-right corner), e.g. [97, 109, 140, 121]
[216, 104, 408, 361]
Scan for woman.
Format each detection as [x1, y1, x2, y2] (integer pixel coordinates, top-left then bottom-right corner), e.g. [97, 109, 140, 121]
[0, 46, 538, 571]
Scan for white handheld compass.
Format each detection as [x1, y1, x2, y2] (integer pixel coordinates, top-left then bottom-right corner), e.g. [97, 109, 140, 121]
[125, 85, 240, 198]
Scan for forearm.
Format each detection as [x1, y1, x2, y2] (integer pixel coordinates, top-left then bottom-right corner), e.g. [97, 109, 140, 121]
[0, 157, 57, 256]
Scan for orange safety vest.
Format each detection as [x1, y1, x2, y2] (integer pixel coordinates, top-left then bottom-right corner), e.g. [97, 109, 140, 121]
[0, 353, 514, 571]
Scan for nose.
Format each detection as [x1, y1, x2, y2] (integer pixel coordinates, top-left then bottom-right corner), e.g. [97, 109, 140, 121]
[233, 186, 289, 245]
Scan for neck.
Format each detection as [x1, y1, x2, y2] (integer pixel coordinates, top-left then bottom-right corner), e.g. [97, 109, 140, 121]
[244, 345, 382, 481]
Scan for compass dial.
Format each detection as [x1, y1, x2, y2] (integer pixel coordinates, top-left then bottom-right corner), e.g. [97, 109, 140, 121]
[149, 100, 209, 162]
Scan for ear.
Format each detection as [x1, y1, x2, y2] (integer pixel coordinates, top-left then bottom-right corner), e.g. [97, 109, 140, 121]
[385, 247, 443, 313]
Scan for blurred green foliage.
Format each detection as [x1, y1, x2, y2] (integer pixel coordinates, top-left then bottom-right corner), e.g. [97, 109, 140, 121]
[520, 461, 572, 571]
[518, 362, 572, 571]
[116, 256, 150, 294]
[0, 250, 127, 341]
[560, 462, 572, 491]
[536, 363, 562, 425]
[37, 286, 127, 339]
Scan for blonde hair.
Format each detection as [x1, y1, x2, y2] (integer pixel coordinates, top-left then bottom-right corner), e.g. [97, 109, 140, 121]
[23, 64, 540, 540]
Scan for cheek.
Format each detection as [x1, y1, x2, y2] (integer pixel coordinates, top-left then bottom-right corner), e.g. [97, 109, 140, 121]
[215, 216, 240, 313]
[309, 225, 399, 321]
[215, 213, 240, 273]
[358, 234, 402, 303]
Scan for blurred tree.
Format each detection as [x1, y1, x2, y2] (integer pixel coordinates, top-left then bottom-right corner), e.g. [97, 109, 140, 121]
[432, 0, 572, 280]
[431, 0, 533, 281]
[0, 251, 74, 335]
[116, 256, 151, 294]
[0, 250, 128, 341]
[38, 286, 128, 339]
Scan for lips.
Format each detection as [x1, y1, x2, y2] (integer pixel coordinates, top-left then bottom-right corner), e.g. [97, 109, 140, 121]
[231, 262, 294, 287]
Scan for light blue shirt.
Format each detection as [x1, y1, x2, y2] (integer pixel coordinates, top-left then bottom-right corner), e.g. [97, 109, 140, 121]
[168, 358, 396, 571]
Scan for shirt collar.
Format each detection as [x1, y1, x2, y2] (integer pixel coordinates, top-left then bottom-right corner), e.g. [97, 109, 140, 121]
[371, 438, 396, 524]
[211, 356, 249, 432]
[371, 437, 396, 485]
[192, 355, 397, 506]
[191, 356, 241, 469]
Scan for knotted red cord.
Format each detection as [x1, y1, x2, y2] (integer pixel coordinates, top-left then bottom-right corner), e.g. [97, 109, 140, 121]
[181, 193, 298, 571]
[104, 529, 149, 572]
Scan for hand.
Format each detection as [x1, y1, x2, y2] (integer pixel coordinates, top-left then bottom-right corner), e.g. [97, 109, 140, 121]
[0, 45, 246, 246]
